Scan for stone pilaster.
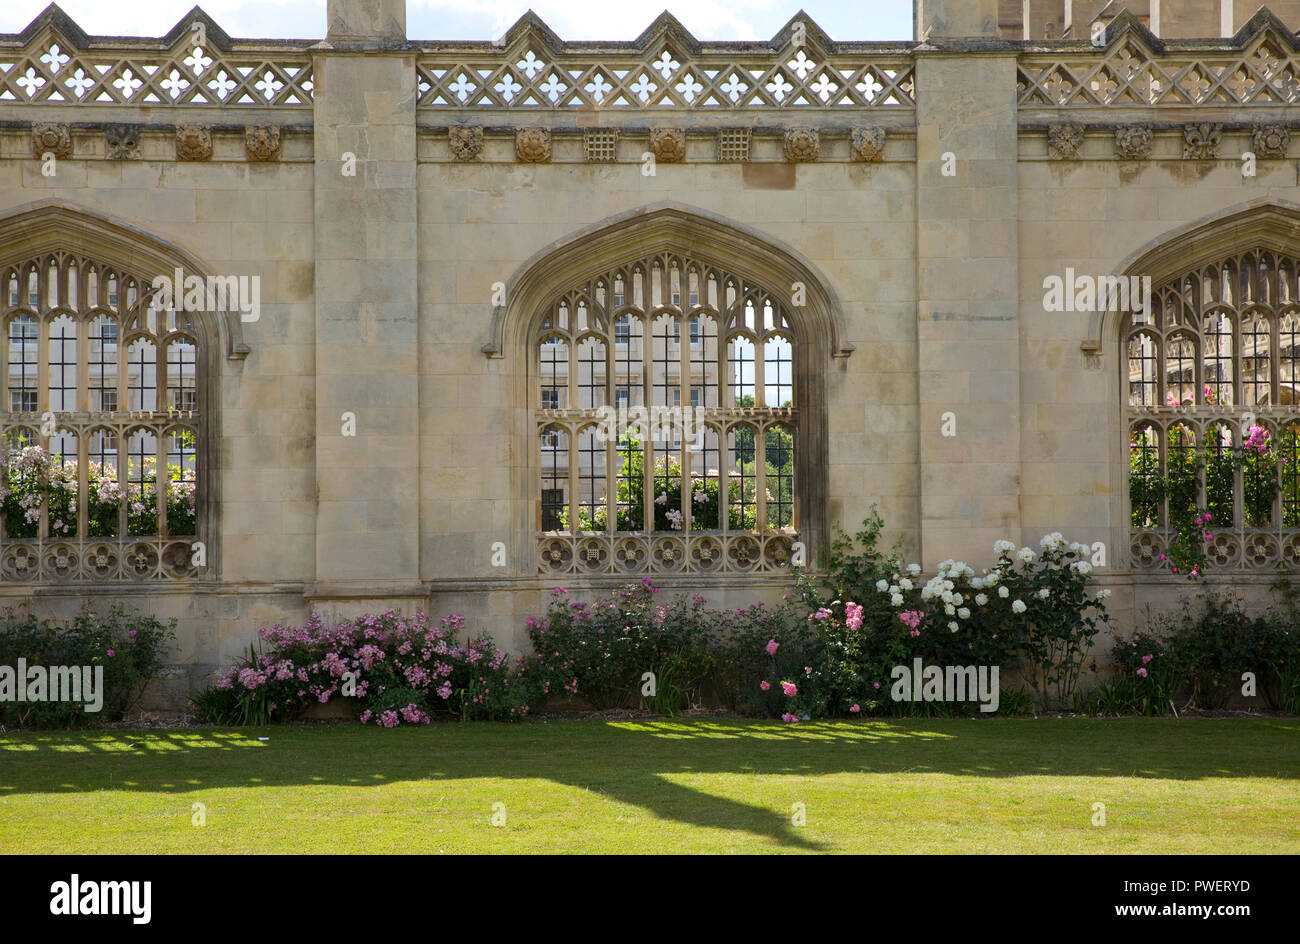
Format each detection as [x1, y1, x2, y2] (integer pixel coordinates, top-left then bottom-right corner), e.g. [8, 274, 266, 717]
[914, 3, 1022, 568]
[310, 0, 423, 605]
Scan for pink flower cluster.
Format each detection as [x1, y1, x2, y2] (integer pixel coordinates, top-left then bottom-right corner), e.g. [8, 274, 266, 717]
[215, 610, 523, 724]
[1244, 425, 1271, 455]
[845, 602, 863, 631]
[899, 610, 923, 637]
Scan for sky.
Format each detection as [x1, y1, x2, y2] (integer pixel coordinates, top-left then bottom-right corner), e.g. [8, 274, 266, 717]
[1, 0, 915, 42]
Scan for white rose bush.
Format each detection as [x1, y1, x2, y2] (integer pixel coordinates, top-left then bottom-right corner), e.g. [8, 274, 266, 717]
[796, 513, 1112, 713]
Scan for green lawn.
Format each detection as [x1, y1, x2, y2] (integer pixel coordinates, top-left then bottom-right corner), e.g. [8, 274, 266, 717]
[1, 718, 1297, 854]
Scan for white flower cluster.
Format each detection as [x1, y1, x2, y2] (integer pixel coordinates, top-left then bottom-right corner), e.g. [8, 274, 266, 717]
[1039, 532, 1067, 550]
[920, 575, 952, 602]
[993, 539, 1016, 557]
[1012, 599, 1027, 614]
[1070, 560, 1092, 576]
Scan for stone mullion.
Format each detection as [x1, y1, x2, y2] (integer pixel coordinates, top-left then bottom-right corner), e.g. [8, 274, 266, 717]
[755, 424, 767, 533]
[679, 312, 691, 532]
[604, 334, 616, 535]
[1234, 419, 1245, 536]
[156, 329, 168, 413]
[567, 421, 578, 535]
[1160, 419, 1171, 538]
[155, 421, 168, 540]
[37, 296, 49, 541]
[534, 418, 543, 532]
[717, 421, 728, 532]
[76, 427, 88, 541]
[116, 421, 128, 541]
[641, 433, 653, 533]
[790, 419, 800, 532]
[605, 433, 616, 536]
[641, 308, 652, 534]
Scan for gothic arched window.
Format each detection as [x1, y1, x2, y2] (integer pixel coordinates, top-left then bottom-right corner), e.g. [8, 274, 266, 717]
[0, 250, 205, 581]
[533, 251, 800, 575]
[1126, 248, 1300, 569]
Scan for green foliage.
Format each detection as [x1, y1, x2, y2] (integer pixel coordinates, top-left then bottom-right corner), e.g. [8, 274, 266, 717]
[521, 579, 715, 709]
[1101, 589, 1300, 712]
[797, 510, 1109, 712]
[1129, 422, 1281, 577]
[564, 431, 759, 532]
[0, 605, 176, 728]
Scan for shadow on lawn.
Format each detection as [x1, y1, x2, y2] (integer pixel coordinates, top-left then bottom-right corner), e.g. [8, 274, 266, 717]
[2, 718, 1298, 851]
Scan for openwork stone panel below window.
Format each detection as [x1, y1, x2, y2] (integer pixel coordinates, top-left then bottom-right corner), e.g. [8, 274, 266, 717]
[1126, 247, 1300, 570]
[1, 251, 203, 581]
[534, 252, 798, 575]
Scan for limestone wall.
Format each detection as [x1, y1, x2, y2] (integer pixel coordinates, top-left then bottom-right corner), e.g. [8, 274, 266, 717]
[0, 2, 1296, 708]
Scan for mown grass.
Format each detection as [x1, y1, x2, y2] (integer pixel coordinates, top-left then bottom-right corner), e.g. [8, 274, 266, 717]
[1, 717, 1296, 853]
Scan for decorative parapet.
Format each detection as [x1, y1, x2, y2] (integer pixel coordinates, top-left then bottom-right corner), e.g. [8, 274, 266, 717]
[416, 12, 914, 115]
[1017, 9, 1300, 113]
[0, 6, 314, 110]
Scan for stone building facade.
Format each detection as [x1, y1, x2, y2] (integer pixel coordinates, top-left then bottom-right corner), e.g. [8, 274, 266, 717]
[2, 0, 1299, 706]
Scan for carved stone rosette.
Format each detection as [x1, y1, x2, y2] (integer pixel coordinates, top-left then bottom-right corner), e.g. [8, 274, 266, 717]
[515, 127, 551, 163]
[449, 125, 484, 161]
[783, 127, 820, 162]
[32, 122, 72, 159]
[1183, 123, 1223, 159]
[245, 125, 281, 162]
[1047, 123, 1084, 160]
[105, 125, 140, 160]
[649, 127, 686, 163]
[1113, 125, 1153, 160]
[850, 125, 886, 162]
[1252, 123, 1290, 159]
[175, 124, 213, 161]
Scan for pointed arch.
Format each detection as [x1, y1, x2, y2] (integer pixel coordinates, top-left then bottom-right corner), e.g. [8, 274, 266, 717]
[1117, 201, 1300, 572]
[499, 204, 839, 578]
[484, 202, 853, 362]
[0, 199, 222, 581]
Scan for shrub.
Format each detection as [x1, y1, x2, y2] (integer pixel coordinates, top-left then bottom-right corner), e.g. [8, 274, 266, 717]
[200, 611, 528, 725]
[0, 605, 176, 728]
[1089, 588, 1300, 714]
[799, 513, 1111, 711]
[710, 599, 821, 718]
[521, 578, 714, 710]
